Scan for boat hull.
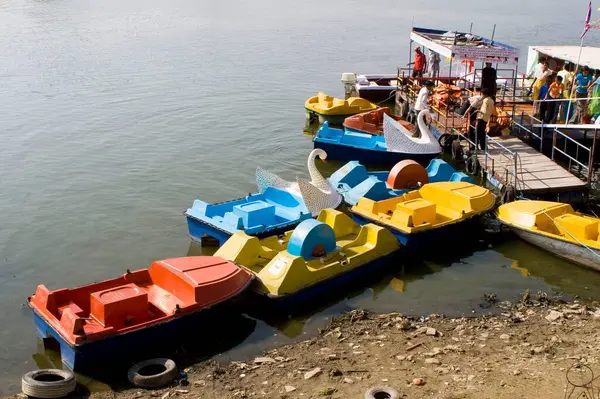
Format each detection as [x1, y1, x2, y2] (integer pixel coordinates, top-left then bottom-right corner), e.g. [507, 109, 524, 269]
[509, 226, 600, 271]
[357, 87, 396, 103]
[32, 300, 239, 371]
[185, 214, 301, 246]
[314, 140, 438, 167]
[351, 213, 481, 251]
[252, 252, 398, 309]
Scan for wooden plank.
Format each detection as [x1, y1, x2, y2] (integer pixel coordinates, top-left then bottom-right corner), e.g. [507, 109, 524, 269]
[474, 134, 587, 195]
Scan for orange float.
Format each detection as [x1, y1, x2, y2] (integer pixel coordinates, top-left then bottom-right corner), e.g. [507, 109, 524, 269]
[386, 160, 429, 190]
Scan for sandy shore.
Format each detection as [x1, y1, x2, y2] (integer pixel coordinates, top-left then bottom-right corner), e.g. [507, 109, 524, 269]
[9, 293, 600, 399]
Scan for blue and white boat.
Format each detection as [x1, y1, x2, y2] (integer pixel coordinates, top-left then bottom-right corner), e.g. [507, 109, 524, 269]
[313, 110, 442, 166]
[328, 159, 474, 206]
[185, 150, 342, 245]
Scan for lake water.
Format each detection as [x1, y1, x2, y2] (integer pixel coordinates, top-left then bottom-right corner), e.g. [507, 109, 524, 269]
[0, 0, 598, 393]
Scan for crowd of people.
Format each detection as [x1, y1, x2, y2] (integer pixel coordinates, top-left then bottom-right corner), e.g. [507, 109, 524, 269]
[528, 57, 600, 124]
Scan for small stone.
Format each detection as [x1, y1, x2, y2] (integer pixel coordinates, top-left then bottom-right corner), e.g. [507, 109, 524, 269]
[545, 310, 563, 322]
[381, 378, 389, 382]
[353, 351, 364, 355]
[275, 356, 285, 361]
[327, 354, 338, 360]
[480, 332, 489, 339]
[426, 327, 439, 336]
[500, 334, 510, 340]
[193, 380, 206, 387]
[413, 377, 426, 386]
[161, 394, 169, 399]
[239, 374, 246, 378]
[396, 355, 406, 361]
[425, 358, 441, 365]
[262, 381, 268, 385]
[343, 377, 354, 384]
[284, 385, 296, 393]
[254, 356, 276, 364]
[397, 321, 412, 330]
[513, 370, 521, 376]
[468, 375, 475, 381]
[304, 367, 322, 380]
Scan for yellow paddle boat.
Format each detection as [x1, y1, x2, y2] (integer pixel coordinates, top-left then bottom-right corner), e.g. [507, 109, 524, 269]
[214, 208, 399, 304]
[496, 200, 600, 271]
[351, 182, 496, 250]
[305, 92, 377, 125]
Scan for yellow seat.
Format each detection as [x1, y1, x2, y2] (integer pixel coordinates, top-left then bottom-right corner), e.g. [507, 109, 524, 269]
[555, 214, 599, 242]
[393, 199, 436, 227]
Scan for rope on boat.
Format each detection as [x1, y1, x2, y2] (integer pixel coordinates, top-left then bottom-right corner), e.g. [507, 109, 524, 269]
[516, 195, 600, 262]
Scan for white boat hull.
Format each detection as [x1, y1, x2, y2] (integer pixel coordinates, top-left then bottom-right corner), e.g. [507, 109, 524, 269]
[510, 226, 600, 271]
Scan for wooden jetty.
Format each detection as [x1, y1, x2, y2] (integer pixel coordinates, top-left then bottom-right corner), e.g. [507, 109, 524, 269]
[476, 136, 588, 198]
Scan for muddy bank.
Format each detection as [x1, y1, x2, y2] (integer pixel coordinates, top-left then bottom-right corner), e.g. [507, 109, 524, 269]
[8, 293, 600, 398]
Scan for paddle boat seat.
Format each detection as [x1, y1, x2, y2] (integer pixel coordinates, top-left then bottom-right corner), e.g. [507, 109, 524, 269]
[554, 214, 599, 242]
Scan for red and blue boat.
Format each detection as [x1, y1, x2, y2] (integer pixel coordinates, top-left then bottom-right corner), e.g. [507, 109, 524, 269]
[28, 257, 253, 371]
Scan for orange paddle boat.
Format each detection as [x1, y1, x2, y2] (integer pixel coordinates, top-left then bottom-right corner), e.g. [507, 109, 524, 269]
[28, 257, 253, 370]
[343, 107, 414, 136]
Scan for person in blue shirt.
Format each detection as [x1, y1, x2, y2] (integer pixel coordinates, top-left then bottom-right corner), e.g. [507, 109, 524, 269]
[570, 66, 594, 123]
[538, 76, 552, 121]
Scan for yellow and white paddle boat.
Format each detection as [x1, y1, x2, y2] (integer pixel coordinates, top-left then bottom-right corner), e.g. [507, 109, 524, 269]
[305, 92, 377, 125]
[351, 181, 496, 250]
[214, 208, 399, 304]
[496, 200, 600, 271]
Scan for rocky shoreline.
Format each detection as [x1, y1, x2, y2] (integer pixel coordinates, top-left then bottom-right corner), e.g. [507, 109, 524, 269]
[8, 294, 600, 398]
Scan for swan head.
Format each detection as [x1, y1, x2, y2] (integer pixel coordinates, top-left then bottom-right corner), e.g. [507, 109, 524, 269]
[311, 149, 328, 162]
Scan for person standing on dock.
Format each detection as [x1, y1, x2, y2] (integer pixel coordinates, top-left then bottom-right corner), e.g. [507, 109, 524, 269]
[428, 49, 441, 81]
[544, 75, 564, 124]
[412, 80, 435, 138]
[529, 60, 552, 117]
[475, 88, 495, 151]
[481, 62, 497, 97]
[570, 66, 594, 124]
[408, 47, 427, 79]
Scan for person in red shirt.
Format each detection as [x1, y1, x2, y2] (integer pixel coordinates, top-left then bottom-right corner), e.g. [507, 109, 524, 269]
[408, 47, 427, 79]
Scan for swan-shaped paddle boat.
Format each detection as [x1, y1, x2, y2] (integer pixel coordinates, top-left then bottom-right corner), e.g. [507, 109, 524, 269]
[313, 110, 442, 166]
[328, 158, 474, 206]
[184, 150, 342, 246]
[256, 149, 343, 216]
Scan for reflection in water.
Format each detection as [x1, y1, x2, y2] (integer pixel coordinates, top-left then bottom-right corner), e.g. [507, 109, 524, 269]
[494, 239, 600, 300]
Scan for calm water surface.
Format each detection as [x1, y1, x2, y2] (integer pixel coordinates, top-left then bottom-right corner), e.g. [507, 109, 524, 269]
[1, 0, 599, 393]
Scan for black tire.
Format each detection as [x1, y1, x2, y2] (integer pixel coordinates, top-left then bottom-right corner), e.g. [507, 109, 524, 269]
[438, 134, 453, 151]
[465, 155, 481, 176]
[128, 358, 178, 389]
[451, 139, 463, 161]
[501, 184, 517, 204]
[365, 386, 400, 399]
[22, 369, 76, 399]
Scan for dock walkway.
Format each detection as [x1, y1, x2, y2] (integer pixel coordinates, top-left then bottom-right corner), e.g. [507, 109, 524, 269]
[476, 135, 587, 196]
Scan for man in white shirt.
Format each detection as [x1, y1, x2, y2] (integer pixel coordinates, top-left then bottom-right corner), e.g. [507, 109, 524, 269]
[412, 80, 435, 137]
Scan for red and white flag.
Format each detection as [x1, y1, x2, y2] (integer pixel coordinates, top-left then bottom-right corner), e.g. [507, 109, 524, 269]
[581, 1, 592, 39]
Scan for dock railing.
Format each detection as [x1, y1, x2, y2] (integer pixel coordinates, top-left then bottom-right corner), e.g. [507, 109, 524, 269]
[512, 111, 594, 183]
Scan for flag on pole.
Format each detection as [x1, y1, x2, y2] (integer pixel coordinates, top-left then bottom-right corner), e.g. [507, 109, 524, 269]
[581, 0, 592, 39]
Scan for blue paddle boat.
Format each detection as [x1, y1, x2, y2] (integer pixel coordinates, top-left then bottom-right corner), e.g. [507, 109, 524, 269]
[313, 111, 442, 166]
[185, 189, 313, 245]
[185, 150, 342, 245]
[328, 159, 474, 206]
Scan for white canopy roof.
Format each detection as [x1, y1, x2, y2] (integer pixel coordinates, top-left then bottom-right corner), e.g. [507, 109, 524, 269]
[530, 46, 600, 70]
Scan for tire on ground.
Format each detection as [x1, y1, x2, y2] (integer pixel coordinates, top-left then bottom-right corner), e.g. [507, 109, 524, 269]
[365, 386, 400, 399]
[128, 358, 178, 389]
[22, 369, 76, 399]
